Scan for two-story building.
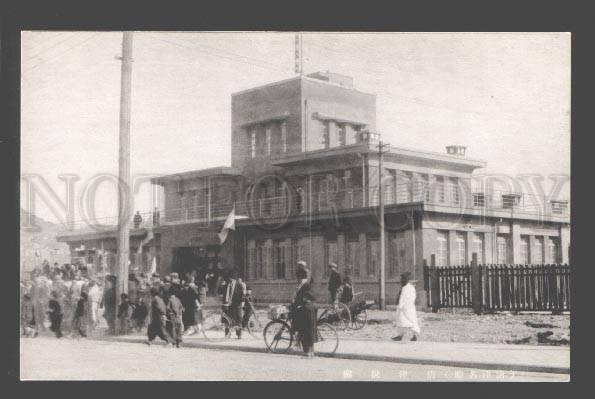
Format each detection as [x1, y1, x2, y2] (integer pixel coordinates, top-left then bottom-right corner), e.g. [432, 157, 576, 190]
[57, 71, 570, 305]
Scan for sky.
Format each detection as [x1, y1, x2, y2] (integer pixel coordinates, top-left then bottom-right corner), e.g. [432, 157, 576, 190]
[20, 32, 570, 225]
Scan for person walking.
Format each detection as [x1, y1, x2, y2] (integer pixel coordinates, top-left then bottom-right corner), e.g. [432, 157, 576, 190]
[87, 280, 102, 330]
[47, 290, 63, 338]
[327, 262, 342, 303]
[221, 270, 245, 339]
[21, 294, 37, 337]
[291, 261, 317, 358]
[166, 286, 185, 347]
[71, 292, 89, 338]
[101, 276, 117, 335]
[117, 293, 134, 335]
[392, 272, 420, 341]
[32, 275, 50, 332]
[146, 287, 173, 346]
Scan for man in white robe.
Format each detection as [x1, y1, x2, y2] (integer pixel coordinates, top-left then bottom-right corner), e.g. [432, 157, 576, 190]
[393, 272, 420, 341]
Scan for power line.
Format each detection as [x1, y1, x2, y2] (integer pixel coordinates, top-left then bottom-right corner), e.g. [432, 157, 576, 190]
[144, 34, 289, 74]
[159, 33, 290, 72]
[23, 32, 80, 61]
[24, 33, 98, 72]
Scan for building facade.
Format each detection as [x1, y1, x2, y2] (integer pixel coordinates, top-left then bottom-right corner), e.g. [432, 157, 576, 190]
[57, 71, 570, 306]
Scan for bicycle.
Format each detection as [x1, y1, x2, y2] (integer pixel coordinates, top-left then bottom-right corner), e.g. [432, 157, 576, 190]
[200, 299, 267, 340]
[263, 305, 339, 355]
[343, 292, 375, 330]
[317, 302, 351, 331]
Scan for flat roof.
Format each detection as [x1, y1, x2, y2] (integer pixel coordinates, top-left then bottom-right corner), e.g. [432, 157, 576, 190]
[231, 75, 374, 97]
[151, 166, 242, 185]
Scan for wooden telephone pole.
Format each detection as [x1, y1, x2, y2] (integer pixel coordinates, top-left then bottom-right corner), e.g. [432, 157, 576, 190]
[116, 32, 134, 321]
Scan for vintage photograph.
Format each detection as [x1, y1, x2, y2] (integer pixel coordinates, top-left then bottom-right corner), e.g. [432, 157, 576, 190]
[19, 32, 570, 381]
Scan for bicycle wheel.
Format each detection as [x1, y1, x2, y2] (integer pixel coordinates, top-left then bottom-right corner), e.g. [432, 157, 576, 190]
[263, 320, 293, 354]
[246, 311, 267, 339]
[202, 311, 231, 340]
[323, 303, 351, 331]
[315, 322, 339, 356]
[351, 308, 367, 330]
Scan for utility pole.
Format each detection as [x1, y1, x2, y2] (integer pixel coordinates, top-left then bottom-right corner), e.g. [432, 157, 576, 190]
[378, 140, 390, 310]
[116, 31, 134, 327]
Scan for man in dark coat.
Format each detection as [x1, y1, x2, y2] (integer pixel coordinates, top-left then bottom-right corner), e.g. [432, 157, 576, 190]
[147, 287, 173, 345]
[327, 262, 342, 303]
[166, 287, 185, 347]
[117, 293, 134, 335]
[292, 261, 317, 358]
[71, 292, 89, 338]
[222, 270, 245, 339]
[47, 290, 63, 338]
[101, 275, 117, 335]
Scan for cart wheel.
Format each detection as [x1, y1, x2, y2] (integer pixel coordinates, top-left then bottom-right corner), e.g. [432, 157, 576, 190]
[202, 311, 232, 340]
[315, 322, 339, 356]
[263, 320, 293, 353]
[246, 311, 267, 339]
[351, 308, 367, 330]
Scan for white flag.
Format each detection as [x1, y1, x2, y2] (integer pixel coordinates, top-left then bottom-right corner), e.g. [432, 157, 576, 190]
[149, 255, 157, 275]
[137, 228, 154, 254]
[218, 206, 236, 244]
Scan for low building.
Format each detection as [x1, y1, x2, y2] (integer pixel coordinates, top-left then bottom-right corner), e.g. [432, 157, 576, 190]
[57, 71, 570, 305]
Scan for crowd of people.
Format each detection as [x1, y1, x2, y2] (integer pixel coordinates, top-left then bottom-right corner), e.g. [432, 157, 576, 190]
[21, 258, 421, 356]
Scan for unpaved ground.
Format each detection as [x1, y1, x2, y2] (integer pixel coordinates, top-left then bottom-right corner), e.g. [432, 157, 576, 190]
[19, 336, 568, 381]
[338, 309, 570, 345]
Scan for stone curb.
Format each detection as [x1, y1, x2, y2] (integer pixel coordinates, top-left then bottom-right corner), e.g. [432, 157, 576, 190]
[110, 336, 569, 375]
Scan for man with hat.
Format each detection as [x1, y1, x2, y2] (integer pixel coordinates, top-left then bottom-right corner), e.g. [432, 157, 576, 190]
[292, 261, 317, 358]
[327, 262, 342, 303]
[392, 272, 421, 341]
[221, 269, 245, 339]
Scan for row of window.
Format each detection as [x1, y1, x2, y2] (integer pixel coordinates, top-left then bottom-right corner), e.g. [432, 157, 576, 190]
[248, 121, 288, 159]
[434, 231, 560, 266]
[246, 233, 413, 281]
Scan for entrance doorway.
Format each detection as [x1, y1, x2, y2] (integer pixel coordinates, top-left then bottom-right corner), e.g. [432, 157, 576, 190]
[172, 246, 221, 287]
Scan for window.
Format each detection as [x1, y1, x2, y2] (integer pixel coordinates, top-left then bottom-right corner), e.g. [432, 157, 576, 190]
[534, 236, 544, 264]
[436, 176, 445, 203]
[502, 194, 520, 209]
[322, 121, 330, 149]
[455, 232, 467, 265]
[389, 233, 406, 278]
[346, 240, 360, 278]
[436, 231, 449, 266]
[471, 232, 485, 264]
[496, 235, 510, 264]
[250, 128, 256, 158]
[367, 238, 379, 278]
[548, 237, 559, 263]
[473, 193, 485, 207]
[280, 122, 287, 153]
[256, 241, 265, 279]
[338, 124, 347, 146]
[450, 178, 460, 205]
[520, 236, 530, 264]
[520, 236, 530, 265]
[421, 174, 430, 202]
[247, 241, 256, 280]
[265, 126, 272, 155]
[273, 240, 287, 279]
[324, 240, 338, 278]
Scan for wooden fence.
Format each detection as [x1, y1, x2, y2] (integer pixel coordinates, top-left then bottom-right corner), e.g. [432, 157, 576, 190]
[426, 260, 570, 313]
